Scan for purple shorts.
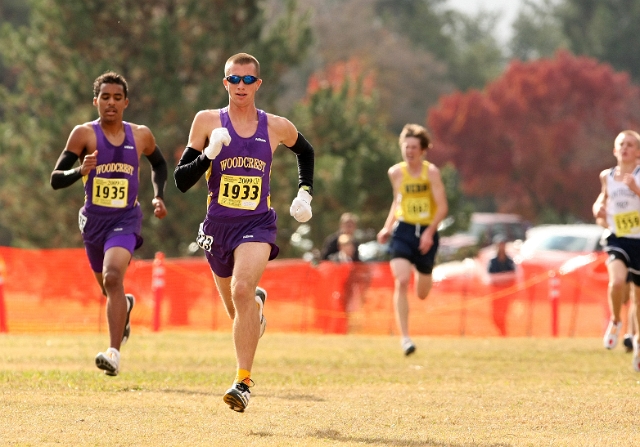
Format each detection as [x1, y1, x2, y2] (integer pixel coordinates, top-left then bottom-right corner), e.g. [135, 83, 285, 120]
[199, 209, 279, 278]
[79, 205, 143, 272]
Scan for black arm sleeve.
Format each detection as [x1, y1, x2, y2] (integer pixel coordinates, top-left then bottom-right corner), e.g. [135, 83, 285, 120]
[50, 150, 82, 190]
[286, 132, 315, 195]
[145, 146, 167, 200]
[174, 147, 212, 193]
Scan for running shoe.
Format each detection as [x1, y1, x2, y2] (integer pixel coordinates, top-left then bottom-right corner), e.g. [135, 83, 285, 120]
[624, 334, 633, 353]
[223, 381, 252, 412]
[603, 320, 622, 349]
[402, 339, 416, 356]
[95, 348, 120, 376]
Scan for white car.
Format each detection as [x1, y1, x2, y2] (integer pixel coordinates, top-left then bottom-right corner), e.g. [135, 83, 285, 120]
[518, 224, 605, 261]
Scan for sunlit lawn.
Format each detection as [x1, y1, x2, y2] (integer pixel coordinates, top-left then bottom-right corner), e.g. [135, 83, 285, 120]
[1, 332, 639, 446]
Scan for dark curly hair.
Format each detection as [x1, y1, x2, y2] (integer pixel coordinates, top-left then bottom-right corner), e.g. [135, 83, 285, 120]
[93, 71, 128, 98]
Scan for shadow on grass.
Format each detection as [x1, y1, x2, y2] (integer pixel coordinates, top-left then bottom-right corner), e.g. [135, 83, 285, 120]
[309, 429, 513, 447]
[116, 386, 213, 396]
[276, 393, 325, 402]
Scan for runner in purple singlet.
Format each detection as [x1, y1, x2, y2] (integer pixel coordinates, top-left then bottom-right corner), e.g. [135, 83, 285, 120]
[51, 72, 168, 376]
[175, 53, 315, 412]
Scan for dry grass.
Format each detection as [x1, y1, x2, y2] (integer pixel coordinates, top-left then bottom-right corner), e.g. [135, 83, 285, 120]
[1, 332, 639, 446]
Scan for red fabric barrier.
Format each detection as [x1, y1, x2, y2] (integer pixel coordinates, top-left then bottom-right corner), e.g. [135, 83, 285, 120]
[0, 247, 611, 337]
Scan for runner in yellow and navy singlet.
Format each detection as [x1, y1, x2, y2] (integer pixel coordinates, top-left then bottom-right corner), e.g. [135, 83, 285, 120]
[377, 124, 448, 356]
[395, 161, 437, 227]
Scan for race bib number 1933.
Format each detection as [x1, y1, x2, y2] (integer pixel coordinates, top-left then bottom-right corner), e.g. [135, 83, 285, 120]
[92, 177, 128, 208]
[218, 174, 261, 210]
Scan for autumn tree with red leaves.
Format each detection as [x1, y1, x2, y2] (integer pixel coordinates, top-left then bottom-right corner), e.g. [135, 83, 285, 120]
[427, 50, 640, 222]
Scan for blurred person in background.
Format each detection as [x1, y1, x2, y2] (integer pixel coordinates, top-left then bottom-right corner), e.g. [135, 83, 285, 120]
[327, 226, 371, 321]
[50, 71, 168, 376]
[377, 123, 448, 356]
[486, 234, 517, 336]
[174, 52, 314, 412]
[328, 234, 357, 263]
[594, 146, 640, 352]
[321, 212, 360, 261]
[595, 130, 640, 371]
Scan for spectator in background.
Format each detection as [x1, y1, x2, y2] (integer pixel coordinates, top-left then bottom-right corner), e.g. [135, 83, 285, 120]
[321, 213, 360, 262]
[486, 234, 517, 336]
[326, 225, 371, 322]
[377, 123, 448, 356]
[328, 234, 357, 263]
[487, 234, 516, 275]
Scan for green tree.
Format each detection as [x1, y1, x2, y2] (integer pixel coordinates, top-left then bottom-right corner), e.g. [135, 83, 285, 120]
[509, 0, 568, 61]
[0, 0, 311, 256]
[276, 60, 398, 256]
[510, 0, 640, 82]
[277, 58, 471, 256]
[438, 163, 473, 236]
[289, 0, 452, 135]
[557, 0, 640, 82]
[375, 0, 454, 62]
[375, 0, 505, 91]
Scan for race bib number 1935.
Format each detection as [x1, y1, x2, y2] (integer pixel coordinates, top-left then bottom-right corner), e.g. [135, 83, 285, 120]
[92, 177, 128, 208]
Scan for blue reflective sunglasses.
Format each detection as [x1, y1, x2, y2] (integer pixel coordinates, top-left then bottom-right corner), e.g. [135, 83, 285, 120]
[225, 75, 259, 85]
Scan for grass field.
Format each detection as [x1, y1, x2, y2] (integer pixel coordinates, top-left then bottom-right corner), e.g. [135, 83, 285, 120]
[1, 332, 639, 447]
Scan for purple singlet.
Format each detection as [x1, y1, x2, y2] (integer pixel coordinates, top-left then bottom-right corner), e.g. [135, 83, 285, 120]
[197, 108, 279, 277]
[205, 107, 273, 220]
[84, 120, 140, 214]
[79, 120, 143, 272]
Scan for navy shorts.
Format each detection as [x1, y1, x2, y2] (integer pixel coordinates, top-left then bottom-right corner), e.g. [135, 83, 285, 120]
[199, 209, 279, 278]
[605, 233, 640, 286]
[79, 205, 143, 273]
[389, 221, 439, 274]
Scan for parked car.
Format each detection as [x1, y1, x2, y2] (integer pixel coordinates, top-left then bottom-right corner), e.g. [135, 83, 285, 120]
[439, 213, 528, 262]
[509, 223, 608, 306]
[431, 223, 609, 338]
[472, 223, 604, 269]
[517, 224, 604, 261]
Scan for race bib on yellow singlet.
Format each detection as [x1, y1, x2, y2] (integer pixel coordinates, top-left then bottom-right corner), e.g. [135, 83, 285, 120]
[92, 177, 128, 208]
[218, 174, 262, 210]
[614, 210, 640, 236]
[402, 197, 431, 222]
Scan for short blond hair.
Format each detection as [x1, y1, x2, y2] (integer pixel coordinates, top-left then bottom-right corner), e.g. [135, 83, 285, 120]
[224, 53, 260, 77]
[615, 129, 640, 147]
[339, 212, 358, 225]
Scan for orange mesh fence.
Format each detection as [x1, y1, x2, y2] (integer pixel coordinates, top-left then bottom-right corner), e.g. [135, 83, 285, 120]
[0, 247, 612, 337]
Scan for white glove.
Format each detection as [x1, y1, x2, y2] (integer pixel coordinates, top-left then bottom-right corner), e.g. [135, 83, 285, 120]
[289, 188, 313, 222]
[204, 127, 231, 160]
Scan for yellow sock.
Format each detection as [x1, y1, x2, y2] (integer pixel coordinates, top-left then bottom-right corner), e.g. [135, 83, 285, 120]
[235, 369, 251, 385]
